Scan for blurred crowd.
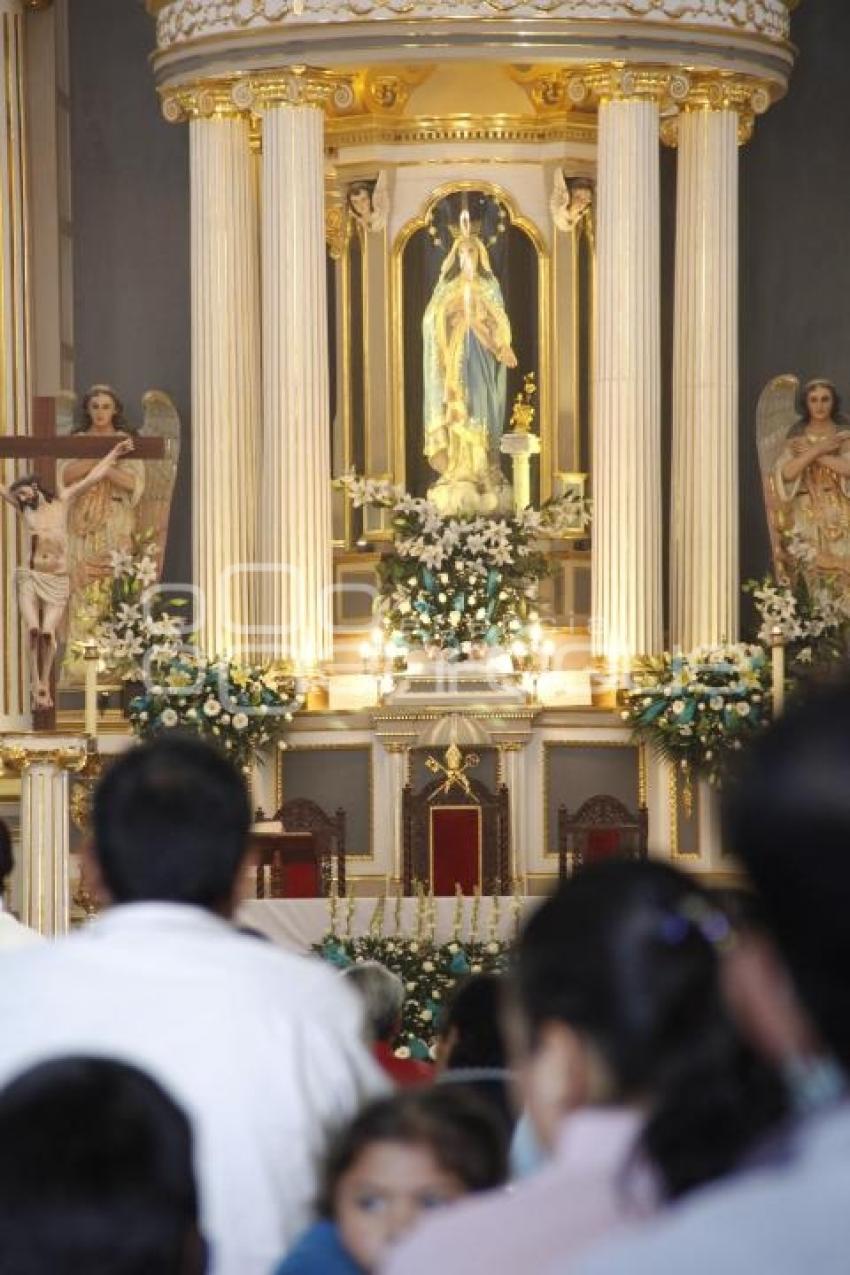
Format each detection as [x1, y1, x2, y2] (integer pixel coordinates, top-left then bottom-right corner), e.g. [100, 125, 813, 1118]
[0, 683, 848, 1274]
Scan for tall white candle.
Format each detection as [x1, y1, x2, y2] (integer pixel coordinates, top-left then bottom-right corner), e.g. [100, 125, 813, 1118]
[771, 627, 785, 717]
[83, 646, 98, 738]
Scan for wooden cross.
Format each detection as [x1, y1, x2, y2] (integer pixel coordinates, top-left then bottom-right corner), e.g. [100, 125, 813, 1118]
[0, 397, 166, 730]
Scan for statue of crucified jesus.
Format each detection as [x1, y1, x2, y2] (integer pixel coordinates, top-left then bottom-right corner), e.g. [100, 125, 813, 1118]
[0, 436, 134, 709]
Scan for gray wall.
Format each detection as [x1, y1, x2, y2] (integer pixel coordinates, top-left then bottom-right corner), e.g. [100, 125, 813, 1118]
[69, 0, 191, 585]
[68, 2, 850, 622]
[739, 3, 850, 612]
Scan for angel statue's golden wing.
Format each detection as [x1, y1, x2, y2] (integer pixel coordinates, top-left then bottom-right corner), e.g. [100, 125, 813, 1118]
[136, 390, 181, 575]
[756, 374, 801, 581]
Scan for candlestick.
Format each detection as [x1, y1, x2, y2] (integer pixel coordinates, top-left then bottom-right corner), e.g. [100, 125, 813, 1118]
[82, 642, 99, 739]
[771, 626, 785, 717]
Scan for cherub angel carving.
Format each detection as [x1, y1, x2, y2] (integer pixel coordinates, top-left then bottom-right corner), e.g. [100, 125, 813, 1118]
[347, 171, 389, 233]
[550, 171, 594, 234]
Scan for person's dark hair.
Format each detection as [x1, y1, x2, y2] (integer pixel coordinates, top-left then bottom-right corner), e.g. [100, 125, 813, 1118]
[0, 819, 11, 889]
[0, 1056, 206, 1275]
[317, 1087, 507, 1218]
[438, 973, 507, 1070]
[93, 736, 251, 908]
[516, 860, 787, 1199]
[9, 474, 54, 504]
[723, 682, 850, 1070]
[74, 383, 138, 435]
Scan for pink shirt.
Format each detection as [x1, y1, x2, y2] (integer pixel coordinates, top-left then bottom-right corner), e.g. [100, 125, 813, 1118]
[381, 1108, 658, 1275]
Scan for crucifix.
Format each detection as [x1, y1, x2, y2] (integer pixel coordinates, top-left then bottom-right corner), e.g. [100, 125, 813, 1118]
[0, 397, 165, 730]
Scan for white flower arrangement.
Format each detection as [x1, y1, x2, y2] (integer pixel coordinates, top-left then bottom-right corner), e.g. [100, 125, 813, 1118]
[339, 473, 590, 659]
[91, 534, 185, 682]
[621, 644, 770, 788]
[746, 569, 850, 675]
[126, 656, 303, 771]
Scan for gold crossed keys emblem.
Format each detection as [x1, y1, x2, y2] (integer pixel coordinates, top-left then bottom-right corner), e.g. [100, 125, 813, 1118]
[426, 743, 480, 799]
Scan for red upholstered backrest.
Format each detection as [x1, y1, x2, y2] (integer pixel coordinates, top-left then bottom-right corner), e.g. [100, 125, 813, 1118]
[252, 833, 322, 898]
[430, 807, 481, 895]
[275, 834, 321, 898]
[583, 828, 624, 863]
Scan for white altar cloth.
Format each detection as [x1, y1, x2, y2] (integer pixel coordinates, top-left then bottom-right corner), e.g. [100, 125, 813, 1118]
[237, 896, 534, 955]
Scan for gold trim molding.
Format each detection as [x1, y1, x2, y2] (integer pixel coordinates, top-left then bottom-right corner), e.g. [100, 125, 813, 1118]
[325, 111, 597, 147]
[161, 62, 774, 144]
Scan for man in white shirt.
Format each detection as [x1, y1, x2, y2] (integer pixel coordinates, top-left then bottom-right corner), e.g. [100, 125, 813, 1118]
[0, 818, 43, 949]
[569, 685, 850, 1275]
[0, 737, 385, 1275]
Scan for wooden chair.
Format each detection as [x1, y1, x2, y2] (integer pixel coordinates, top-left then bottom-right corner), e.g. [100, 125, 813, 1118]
[557, 795, 648, 879]
[253, 798, 346, 898]
[402, 775, 510, 896]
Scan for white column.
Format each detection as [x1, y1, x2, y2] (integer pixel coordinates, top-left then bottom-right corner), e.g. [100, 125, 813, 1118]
[592, 97, 663, 664]
[0, 1, 30, 728]
[501, 745, 527, 886]
[20, 762, 70, 935]
[259, 102, 332, 672]
[386, 745, 407, 887]
[190, 115, 261, 659]
[671, 108, 739, 649]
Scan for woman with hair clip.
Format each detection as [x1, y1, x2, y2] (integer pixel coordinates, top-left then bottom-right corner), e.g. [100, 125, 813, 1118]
[383, 860, 787, 1275]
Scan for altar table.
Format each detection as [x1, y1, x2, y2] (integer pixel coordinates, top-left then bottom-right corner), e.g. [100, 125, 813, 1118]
[236, 896, 534, 955]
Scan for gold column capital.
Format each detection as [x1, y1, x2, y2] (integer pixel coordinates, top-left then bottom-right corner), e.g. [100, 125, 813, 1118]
[553, 64, 773, 146]
[0, 738, 94, 775]
[660, 72, 772, 146]
[160, 67, 358, 126]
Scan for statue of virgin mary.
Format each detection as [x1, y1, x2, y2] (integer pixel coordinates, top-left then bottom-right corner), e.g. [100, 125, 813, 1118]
[422, 209, 517, 515]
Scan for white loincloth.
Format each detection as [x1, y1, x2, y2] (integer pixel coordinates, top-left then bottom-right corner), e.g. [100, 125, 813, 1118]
[15, 567, 71, 610]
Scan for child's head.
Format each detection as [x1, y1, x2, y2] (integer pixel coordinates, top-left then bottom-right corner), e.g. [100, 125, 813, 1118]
[319, 1088, 507, 1271]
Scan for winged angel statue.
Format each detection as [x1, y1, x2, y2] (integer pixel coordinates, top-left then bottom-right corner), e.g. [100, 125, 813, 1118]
[550, 170, 594, 235]
[55, 386, 181, 681]
[756, 374, 850, 594]
[347, 171, 389, 233]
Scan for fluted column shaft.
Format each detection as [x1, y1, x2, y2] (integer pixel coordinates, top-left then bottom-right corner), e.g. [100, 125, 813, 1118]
[592, 98, 663, 663]
[190, 116, 260, 659]
[671, 108, 739, 649]
[0, 1, 30, 727]
[20, 763, 69, 935]
[259, 103, 332, 672]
